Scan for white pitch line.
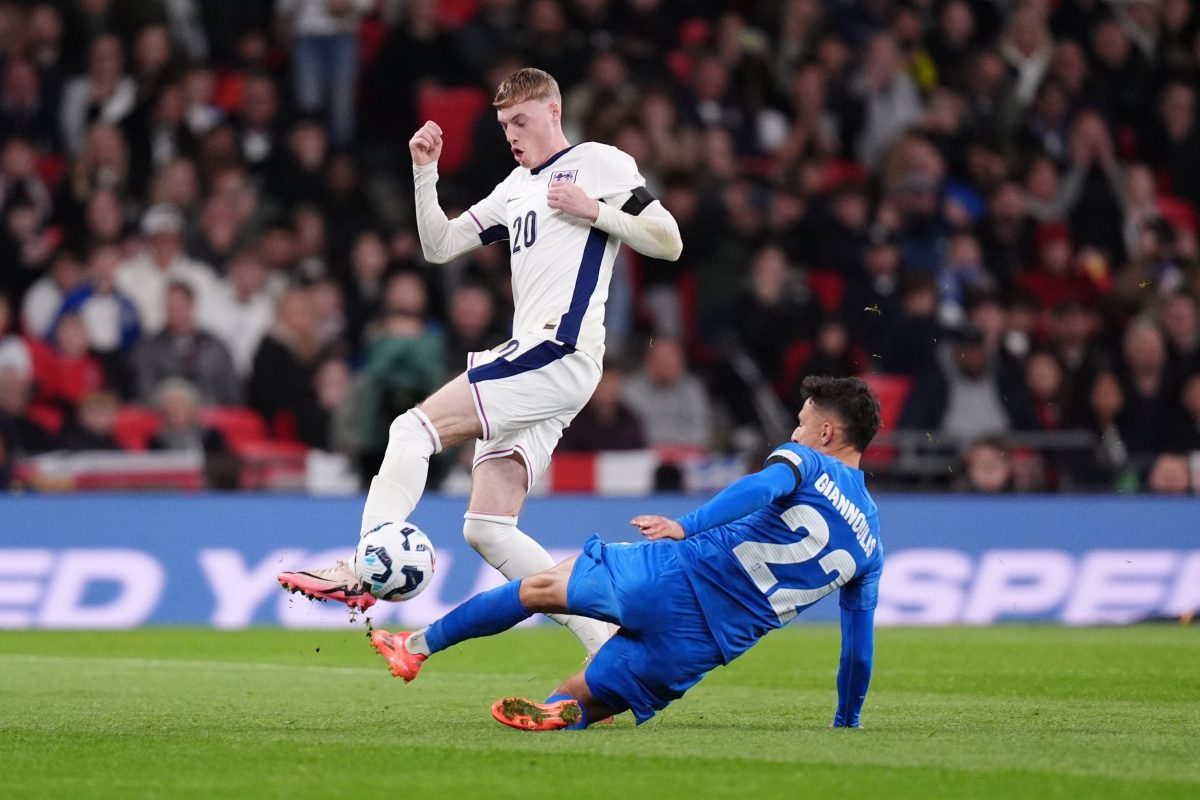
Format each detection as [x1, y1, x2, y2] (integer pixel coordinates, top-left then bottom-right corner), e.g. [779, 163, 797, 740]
[0, 653, 383, 676]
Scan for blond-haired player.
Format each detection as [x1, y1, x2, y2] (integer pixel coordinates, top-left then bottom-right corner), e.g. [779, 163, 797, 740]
[280, 68, 683, 655]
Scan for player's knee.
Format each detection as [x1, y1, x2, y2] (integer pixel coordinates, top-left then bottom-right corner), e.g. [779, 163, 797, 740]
[461, 513, 517, 556]
[462, 516, 499, 552]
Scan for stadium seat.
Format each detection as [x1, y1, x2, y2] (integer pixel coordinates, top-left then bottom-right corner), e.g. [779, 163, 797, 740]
[26, 404, 63, 436]
[199, 407, 268, 451]
[859, 373, 913, 467]
[113, 407, 162, 451]
[807, 270, 845, 314]
[416, 86, 491, 175]
[436, 0, 479, 29]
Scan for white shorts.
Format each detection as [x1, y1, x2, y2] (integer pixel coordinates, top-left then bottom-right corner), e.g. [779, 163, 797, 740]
[466, 336, 601, 487]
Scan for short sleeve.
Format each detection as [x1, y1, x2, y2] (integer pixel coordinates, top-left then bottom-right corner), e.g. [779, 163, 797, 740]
[762, 443, 821, 493]
[464, 175, 510, 245]
[840, 567, 880, 611]
[594, 146, 652, 211]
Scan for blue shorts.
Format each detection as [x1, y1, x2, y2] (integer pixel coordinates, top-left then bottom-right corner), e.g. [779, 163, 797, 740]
[566, 535, 724, 724]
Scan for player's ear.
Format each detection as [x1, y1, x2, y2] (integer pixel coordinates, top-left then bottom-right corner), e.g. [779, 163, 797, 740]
[548, 101, 561, 124]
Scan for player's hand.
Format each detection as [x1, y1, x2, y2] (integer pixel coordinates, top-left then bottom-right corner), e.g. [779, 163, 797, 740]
[631, 515, 685, 541]
[546, 182, 600, 223]
[409, 121, 443, 167]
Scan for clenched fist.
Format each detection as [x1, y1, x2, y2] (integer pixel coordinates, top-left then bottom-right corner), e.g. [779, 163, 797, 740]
[409, 121, 443, 167]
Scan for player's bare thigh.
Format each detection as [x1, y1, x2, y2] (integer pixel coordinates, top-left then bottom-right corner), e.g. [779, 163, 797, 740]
[416, 372, 483, 448]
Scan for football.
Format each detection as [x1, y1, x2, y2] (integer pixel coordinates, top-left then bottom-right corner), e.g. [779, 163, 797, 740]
[353, 522, 436, 601]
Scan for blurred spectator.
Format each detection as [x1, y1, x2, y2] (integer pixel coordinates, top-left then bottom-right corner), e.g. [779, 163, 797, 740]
[181, 66, 223, 139]
[1018, 223, 1101, 311]
[342, 230, 389, 350]
[59, 389, 120, 450]
[960, 435, 1015, 493]
[937, 232, 994, 328]
[844, 236, 902, 355]
[231, 72, 282, 172]
[276, 0, 370, 146]
[853, 32, 923, 169]
[623, 338, 713, 448]
[123, 81, 196, 197]
[881, 274, 941, 376]
[60, 34, 137, 154]
[793, 318, 857, 387]
[1064, 112, 1125, 262]
[148, 379, 239, 488]
[0, 293, 32, 378]
[1000, 3, 1053, 107]
[44, 312, 105, 407]
[149, 379, 226, 455]
[357, 310, 444, 468]
[1146, 453, 1192, 495]
[1014, 350, 1069, 432]
[0, 368, 55, 455]
[133, 282, 239, 406]
[117, 204, 217, 334]
[899, 325, 1020, 441]
[250, 287, 325, 440]
[976, 181, 1035, 290]
[1165, 373, 1200, 453]
[1119, 319, 1173, 455]
[444, 283, 506, 378]
[0, 59, 58, 151]
[725, 244, 815, 386]
[1161, 292, 1200, 378]
[56, 244, 141, 355]
[266, 117, 328, 211]
[1143, 82, 1200, 210]
[55, 244, 140, 396]
[21, 250, 85, 339]
[206, 249, 276, 379]
[559, 361, 646, 453]
[309, 356, 355, 453]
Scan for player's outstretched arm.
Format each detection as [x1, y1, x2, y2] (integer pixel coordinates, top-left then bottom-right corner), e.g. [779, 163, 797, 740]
[410, 121, 490, 264]
[832, 604, 875, 728]
[672, 462, 797, 537]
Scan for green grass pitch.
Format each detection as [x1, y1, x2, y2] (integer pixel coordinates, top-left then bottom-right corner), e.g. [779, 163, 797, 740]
[1, 625, 1197, 799]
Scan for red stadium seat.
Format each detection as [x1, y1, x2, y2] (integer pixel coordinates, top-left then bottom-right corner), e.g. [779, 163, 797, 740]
[807, 270, 845, 314]
[199, 407, 268, 450]
[416, 86, 491, 175]
[859, 373, 912, 467]
[436, 0, 479, 29]
[26, 404, 63, 436]
[113, 407, 162, 451]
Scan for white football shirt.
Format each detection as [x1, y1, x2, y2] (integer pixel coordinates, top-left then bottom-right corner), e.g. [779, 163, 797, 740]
[462, 142, 646, 364]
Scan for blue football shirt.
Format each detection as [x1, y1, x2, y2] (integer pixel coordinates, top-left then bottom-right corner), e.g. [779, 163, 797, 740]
[676, 443, 883, 664]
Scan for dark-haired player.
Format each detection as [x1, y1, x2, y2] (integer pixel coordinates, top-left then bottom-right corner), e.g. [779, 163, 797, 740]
[370, 376, 884, 731]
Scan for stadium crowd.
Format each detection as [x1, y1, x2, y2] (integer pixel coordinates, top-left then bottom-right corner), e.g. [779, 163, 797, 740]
[0, 0, 1198, 494]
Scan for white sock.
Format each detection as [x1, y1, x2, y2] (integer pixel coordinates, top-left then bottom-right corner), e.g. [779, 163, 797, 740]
[462, 512, 613, 654]
[360, 408, 441, 536]
[406, 628, 431, 656]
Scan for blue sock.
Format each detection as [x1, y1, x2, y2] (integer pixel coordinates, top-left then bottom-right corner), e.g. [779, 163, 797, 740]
[546, 692, 589, 730]
[424, 580, 530, 654]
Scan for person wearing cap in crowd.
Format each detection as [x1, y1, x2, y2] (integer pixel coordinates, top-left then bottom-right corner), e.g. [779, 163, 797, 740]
[115, 204, 217, 335]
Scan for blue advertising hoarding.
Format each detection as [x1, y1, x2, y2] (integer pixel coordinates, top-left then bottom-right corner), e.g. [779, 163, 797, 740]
[0, 494, 1196, 628]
